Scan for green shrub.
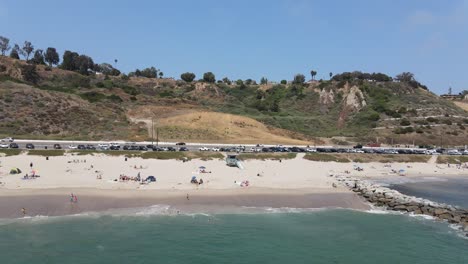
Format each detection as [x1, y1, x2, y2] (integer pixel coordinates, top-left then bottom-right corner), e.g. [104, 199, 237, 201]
[400, 119, 411, 126]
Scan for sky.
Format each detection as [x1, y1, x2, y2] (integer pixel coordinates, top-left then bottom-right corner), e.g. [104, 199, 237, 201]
[1, 0, 467, 94]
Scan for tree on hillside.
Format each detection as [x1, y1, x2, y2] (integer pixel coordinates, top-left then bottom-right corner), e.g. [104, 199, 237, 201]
[310, 70, 317, 80]
[203, 72, 216, 83]
[395, 72, 415, 83]
[9, 44, 20, 59]
[329, 72, 333, 79]
[140, 67, 157, 78]
[159, 71, 164, 78]
[260, 77, 268, 85]
[97, 63, 120, 76]
[181, 72, 196, 82]
[31, 49, 45, 65]
[45, 47, 60, 66]
[74, 55, 95, 75]
[293, 74, 306, 84]
[0, 36, 11, 56]
[280, 80, 287, 85]
[61, 50, 79, 71]
[21, 41, 34, 61]
[20, 64, 39, 84]
[222, 77, 231, 85]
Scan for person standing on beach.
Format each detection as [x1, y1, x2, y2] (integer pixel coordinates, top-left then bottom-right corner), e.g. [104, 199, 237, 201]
[70, 193, 75, 203]
[186, 194, 190, 200]
[30, 162, 33, 169]
[21, 208, 26, 217]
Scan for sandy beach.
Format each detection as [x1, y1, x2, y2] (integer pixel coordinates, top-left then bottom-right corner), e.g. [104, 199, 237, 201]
[0, 152, 467, 218]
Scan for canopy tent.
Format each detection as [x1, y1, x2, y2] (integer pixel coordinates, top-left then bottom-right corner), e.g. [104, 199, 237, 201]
[10, 168, 21, 174]
[145, 176, 156, 182]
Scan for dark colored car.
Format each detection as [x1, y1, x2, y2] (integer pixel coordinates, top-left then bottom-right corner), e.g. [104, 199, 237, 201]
[123, 145, 130, 150]
[153, 147, 163, 152]
[167, 147, 176, 152]
[127, 145, 138, 151]
[26, 143, 35, 149]
[86, 145, 96, 150]
[179, 147, 189, 151]
[139, 146, 148, 151]
[146, 145, 155, 150]
[9, 142, 19, 148]
[176, 142, 186, 145]
[53, 144, 62, 149]
[110, 145, 121, 150]
[77, 145, 86, 150]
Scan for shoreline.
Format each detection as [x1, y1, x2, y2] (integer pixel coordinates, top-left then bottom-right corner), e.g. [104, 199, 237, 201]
[0, 188, 369, 218]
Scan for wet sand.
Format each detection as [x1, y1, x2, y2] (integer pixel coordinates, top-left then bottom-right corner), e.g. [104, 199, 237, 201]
[0, 188, 369, 218]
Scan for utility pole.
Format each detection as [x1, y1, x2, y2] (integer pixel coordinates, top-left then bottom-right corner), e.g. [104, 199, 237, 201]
[156, 128, 159, 147]
[151, 118, 154, 146]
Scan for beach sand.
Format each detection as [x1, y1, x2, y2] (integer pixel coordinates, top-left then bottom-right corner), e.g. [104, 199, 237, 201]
[0, 153, 466, 218]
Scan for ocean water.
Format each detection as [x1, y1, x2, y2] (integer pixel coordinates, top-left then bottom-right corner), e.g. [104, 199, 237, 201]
[390, 177, 468, 208]
[0, 209, 466, 264]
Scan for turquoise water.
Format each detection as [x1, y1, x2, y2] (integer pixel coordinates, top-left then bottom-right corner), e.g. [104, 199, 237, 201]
[0, 209, 466, 264]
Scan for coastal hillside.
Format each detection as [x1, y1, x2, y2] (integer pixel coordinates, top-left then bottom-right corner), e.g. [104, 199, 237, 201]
[0, 54, 467, 145]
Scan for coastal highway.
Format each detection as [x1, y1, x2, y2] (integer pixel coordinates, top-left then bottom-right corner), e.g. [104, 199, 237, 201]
[3, 139, 317, 152]
[0, 138, 451, 155]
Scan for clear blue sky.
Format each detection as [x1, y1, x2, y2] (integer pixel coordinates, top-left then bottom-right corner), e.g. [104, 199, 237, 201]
[1, 0, 467, 94]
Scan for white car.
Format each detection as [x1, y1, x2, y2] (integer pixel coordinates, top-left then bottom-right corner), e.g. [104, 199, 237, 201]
[355, 150, 365, 154]
[199, 147, 209, 151]
[211, 147, 220, 152]
[0, 143, 9, 148]
[1, 137, 14, 142]
[97, 144, 109, 150]
[447, 149, 461, 155]
[110, 142, 121, 147]
[306, 148, 317, 153]
[462, 150, 468, 155]
[425, 150, 440, 155]
[68, 145, 78, 149]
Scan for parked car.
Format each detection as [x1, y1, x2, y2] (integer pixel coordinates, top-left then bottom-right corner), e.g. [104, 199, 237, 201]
[447, 149, 462, 155]
[176, 142, 186, 145]
[1, 137, 14, 142]
[0, 143, 9, 148]
[110, 145, 120, 150]
[167, 147, 176, 151]
[179, 147, 189, 151]
[462, 150, 468, 155]
[110, 142, 120, 148]
[139, 146, 148, 151]
[146, 145, 155, 150]
[211, 147, 220, 152]
[199, 147, 209, 151]
[97, 144, 109, 150]
[306, 148, 317, 153]
[68, 145, 78, 149]
[86, 145, 96, 150]
[77, 145, 86, 150]
[26, 143, 35, 149]
[9, 142, 19, 149]
[53, 144, 62, 149]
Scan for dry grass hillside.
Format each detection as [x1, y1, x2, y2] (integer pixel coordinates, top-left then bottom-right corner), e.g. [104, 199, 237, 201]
[128, 109, 314, 144]
[454, 101, 468, 111]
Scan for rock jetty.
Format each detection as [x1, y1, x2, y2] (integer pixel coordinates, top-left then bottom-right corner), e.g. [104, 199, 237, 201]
[334, 175, 468, 236]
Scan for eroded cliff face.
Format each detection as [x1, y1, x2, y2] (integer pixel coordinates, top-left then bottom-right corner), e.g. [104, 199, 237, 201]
[337, 84, 367, 127]
[318, 88, 335, 114]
